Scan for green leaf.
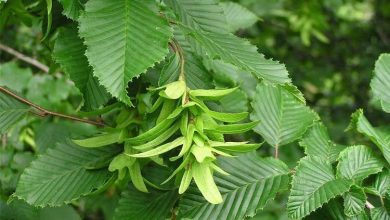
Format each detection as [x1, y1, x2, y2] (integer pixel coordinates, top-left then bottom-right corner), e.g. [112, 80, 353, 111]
[79, 0, 173, 105]
[371, 53, 390, 113]
[113, 185, 178, 220]
[15, 141, 118, 206]
[337, 145, 384, 181]
[57, 0, 83, 20]
[366, 169, 390, 197]
[0, 62, 32, 93]
[184, 53, 214, 89]
[300, 122, 345, 162]
[129, 137, 184, 158]
[0, 90, 29, 134]
[221, 2, 258, 32]
[251, 83, 317, 147]
[168, 0, 228, 55]
[159, 52, 180, 86]
[219, 89, 249, 113]
[348, 109, 390, 165]
[287, 156, 352, 219]
[205, 121, 258, 134]
[179, 153, 289, 219]
[168, 0, 228, 34]
[53, 26, 110, 110]
[371, 207, 390, 220]
[73, 130, 124, 148]
[343, 186, 366, 217]
[182, 27, 291, 84]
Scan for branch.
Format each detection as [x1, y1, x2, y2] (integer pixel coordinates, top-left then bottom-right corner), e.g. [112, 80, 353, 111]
[0, 86, 105, 127]
[0, 43, 49, 73]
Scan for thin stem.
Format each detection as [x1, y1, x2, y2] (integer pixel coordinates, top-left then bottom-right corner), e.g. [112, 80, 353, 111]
[0, 86, 105, 127]
[380, 196, 385, 206]
[0, 43, 49, 73]
[275, 144, 279, 159]
[365, 201, 375, 209]
[171, 39, 185, 82]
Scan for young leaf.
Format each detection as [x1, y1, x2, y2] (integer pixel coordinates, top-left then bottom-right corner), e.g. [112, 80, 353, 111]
[288, 156, 352, 219]
[299, 122, 345, 162]
[79, 0, 173, 105]
[192, 161, 223, 204]
[337, 145, 384, 181]
[371, 53, 390, 113]
[113, 185, 178, 220]
[0, 91, 29, 134]
[348, 109, 390, 165]
[15, 141, 118, 206]
[221, 2, 258, 32]
[343, 186, 366, 217]
[73, 130, 124, 148]
[129, 137, 184, 158]
[179, 153, 289, 219]
[251, 83, 317, 147]
[53, 26, 110, 110]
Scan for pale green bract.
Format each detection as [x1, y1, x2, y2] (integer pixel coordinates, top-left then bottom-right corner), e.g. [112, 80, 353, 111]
[79, 0, 173, 105]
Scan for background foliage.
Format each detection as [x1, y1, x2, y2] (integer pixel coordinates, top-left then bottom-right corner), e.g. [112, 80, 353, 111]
[0, 0, 389, 219]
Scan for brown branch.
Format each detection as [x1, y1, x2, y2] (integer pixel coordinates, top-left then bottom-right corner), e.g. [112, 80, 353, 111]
[0, 86, 105, 127]
[0, 43, 49, 73]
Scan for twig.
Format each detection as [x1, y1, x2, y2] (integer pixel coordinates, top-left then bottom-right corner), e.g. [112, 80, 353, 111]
[0, 86, 105, 127]
[275, 144, 279, 159]
[171, 39, 185, 82]
[0, 43, 49, 73]
[1, 134, 6, 148]
[365, 201, 375, 209]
